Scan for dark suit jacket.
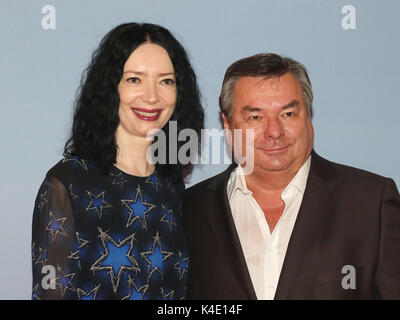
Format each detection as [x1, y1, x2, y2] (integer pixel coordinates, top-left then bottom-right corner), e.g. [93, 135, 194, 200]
[182, 151, 400, 299]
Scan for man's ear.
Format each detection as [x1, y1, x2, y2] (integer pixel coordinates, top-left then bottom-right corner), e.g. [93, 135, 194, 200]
[221, 112, 230, 130]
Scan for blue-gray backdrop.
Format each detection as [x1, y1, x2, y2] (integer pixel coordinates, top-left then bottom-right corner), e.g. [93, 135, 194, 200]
[0, 0, 398, 299]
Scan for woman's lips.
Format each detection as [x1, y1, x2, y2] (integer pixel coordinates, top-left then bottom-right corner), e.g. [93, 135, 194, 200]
[131, 108, 163, 121]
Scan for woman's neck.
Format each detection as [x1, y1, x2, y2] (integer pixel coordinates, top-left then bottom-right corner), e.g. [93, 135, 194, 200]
[114, 126, 155, 177]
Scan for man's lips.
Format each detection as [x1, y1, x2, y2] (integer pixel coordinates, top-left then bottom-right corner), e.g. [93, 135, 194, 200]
[131, 108, 163, 121]
[258, 146, 289, 153]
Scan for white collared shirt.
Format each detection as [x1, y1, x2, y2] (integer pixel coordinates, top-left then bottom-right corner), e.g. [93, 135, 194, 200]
[226, 156, 311, 300]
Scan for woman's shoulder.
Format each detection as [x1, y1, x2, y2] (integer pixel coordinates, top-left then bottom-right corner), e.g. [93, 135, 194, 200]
[155, 172, 185, 197]
[45, 156, 97, 184]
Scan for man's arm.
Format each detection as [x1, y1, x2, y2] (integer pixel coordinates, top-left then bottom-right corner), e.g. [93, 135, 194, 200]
[374, 178, 400, 299]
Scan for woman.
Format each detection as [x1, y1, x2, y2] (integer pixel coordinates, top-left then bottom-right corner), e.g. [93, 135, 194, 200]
[31, 23, 204, 300]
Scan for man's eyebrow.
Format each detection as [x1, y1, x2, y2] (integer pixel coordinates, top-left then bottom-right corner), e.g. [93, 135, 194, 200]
[281, 100, 300, 109]
[241, 100, 299, 112]
[241, 106, 262, 113]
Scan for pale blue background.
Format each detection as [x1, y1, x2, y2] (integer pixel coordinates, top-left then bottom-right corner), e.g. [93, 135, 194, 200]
[0, 0, 398, 299]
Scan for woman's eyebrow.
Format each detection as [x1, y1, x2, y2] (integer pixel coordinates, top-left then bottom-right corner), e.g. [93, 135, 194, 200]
[123, 70, 144, 74]
[123, 70, 175, 76]
[158, 72, 175, 76]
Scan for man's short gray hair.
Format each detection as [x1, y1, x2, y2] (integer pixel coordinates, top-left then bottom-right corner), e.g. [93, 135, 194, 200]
[219, 53, 313, 121]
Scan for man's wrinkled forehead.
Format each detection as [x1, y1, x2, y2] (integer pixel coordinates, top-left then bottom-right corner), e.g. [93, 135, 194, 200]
[234, 76, 278, 99]
[233, 73, 303, 103]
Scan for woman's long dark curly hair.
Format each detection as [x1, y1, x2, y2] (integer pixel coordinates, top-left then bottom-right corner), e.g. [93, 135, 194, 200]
[64, 23, 204, 184]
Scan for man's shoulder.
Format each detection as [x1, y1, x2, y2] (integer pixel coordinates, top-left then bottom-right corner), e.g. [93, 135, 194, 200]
[316, 153, 393, 189]
[185, 166, 233, 196]
[183, 168, 233, 220]
[329, 158, 387, 181]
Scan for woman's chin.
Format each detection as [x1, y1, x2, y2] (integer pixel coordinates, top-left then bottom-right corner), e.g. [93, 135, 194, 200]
[128, 122, 166, 139]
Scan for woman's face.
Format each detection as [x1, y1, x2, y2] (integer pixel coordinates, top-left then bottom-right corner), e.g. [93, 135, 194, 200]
[117, 43, 177, 139]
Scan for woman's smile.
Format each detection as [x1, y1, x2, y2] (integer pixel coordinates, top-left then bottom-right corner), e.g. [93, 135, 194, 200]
[131, 107, 163, 121]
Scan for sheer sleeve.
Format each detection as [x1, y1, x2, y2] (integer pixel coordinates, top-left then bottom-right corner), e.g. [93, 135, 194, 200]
[31, 175, 79, 300]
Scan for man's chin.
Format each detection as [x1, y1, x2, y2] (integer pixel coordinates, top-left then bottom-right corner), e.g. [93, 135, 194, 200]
[256, 162, 291, 173]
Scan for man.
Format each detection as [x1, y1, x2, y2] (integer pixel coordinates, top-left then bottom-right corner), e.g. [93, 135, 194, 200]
[183, 53, 400, 299]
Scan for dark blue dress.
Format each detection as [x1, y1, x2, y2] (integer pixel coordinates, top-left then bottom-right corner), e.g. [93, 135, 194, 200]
[31, 156, 188, 300]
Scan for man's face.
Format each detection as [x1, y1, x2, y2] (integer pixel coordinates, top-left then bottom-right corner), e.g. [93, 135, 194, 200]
[223, 72, 314, 175]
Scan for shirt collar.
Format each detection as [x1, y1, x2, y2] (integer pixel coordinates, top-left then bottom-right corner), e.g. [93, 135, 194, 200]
[227, 164, 252, 202]
[227, 155, 311, 201]
[285, 155, 311, 194]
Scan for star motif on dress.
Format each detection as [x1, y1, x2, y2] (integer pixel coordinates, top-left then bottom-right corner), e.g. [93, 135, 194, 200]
[68, 250, 81, 269]
[90, 228, 140, 293]
[145, 174, 163, 192]
[68, 232, 90, 269]
[62, 157, 88, 171]
[160, 287, 174, 300]
[122, 276, 149, 300]
[76, 232, 90, 248]
[68, 184, 79, 200]
[140, 232, 174, 282]
[174, 251, 189, 280]
[46, 211, 69, 242]
[35, 247, 48, 266]
[37, 189, 48, 212]
[56, 265, 77, 298]
[85, 191, 112, 218]
[32, 283, 42, 300]
[77, 284, 101, 300]
[121, 185, 156, 230]
[160, 204, 177, 232]
[110, 172, 128, 188]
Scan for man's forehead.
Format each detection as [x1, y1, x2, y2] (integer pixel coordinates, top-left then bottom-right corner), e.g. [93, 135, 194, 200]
[235, 73, 298, 89]
[234, 74, 302, 100]
[237, 75, 281, 88]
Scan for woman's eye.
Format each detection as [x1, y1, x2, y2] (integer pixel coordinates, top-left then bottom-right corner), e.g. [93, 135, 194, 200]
[161, 78, 176, 85]
[127, 77, 140, 83]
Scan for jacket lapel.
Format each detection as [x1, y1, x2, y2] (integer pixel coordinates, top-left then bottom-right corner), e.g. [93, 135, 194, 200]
[207, 164, 258, 299]
[205, 151, 338, 300]
[274, 151, 339, 299]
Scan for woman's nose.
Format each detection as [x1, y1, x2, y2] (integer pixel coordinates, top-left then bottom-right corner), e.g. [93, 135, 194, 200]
[142, 82, 159, 104]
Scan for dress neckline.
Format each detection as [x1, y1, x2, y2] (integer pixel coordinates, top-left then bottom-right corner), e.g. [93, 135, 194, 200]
[111, 164, 155, 180]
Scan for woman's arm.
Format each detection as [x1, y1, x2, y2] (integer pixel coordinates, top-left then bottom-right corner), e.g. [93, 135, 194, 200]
[31, 176, 79, 300]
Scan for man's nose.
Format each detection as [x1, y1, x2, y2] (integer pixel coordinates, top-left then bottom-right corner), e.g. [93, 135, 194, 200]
[142, 82, 159, 104]
[263, 117, 284, 140]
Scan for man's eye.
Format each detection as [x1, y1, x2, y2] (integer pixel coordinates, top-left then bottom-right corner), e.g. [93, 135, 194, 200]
[250, 115, 261, 120]
[283, 112, 295, 117]
[161, 78, 176, 85]
[127, 77, 140, 83]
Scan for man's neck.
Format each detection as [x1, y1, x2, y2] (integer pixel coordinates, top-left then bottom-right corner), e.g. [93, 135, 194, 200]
[243, 163, 301, 194]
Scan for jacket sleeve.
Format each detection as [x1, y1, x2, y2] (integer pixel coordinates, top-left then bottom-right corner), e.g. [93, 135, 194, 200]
[31, 175, 79, 300]
[375, 178, 400, 299]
